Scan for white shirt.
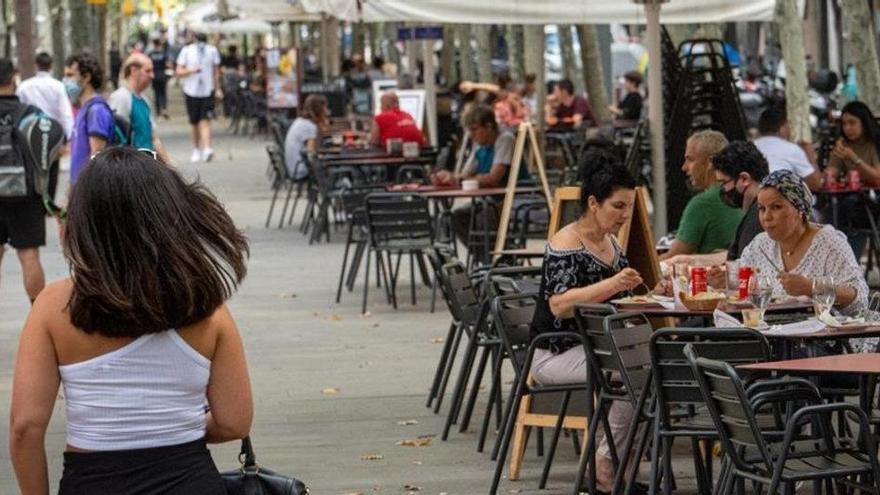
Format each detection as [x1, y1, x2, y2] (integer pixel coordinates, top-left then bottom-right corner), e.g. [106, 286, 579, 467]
[754, 136, 815, 179]
[16, 71, 75, 139]
[284, 118, 318, 179]
[108, 84, 156, 131]
[175, 43, 221, 97]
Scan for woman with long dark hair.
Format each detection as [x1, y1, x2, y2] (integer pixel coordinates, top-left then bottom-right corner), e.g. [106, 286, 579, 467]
[827, 100, 880, 185]
[10, 148, 252, 494]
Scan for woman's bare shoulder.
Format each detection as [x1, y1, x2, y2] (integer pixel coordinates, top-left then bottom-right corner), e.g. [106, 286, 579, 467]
[31, 279, 73, 319]
[548, 225, 582, 251]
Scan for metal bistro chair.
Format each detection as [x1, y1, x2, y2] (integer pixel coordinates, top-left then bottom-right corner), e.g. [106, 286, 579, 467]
[571, 310, 655, 495]
[264, 144, 302, 229]
[335, 184, 388, 304]
[685, 344, 880, 495]
[646, 327, 771, 495]
[362, 192, 434, 314]
[429, 260, 484, 416]
[489, 294, 590, 495]
[442, 265, 543, 446]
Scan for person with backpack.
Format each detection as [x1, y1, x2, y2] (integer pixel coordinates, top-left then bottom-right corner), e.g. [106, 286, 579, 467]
[109, 53, 171, 164]
[0, 58, 64, 303]
[64, 53, 114, 184]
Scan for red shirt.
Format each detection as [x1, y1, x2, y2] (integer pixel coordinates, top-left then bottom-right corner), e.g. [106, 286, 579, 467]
[374, 108, 426, 145]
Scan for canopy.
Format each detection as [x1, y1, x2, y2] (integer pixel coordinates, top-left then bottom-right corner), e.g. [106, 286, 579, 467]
[225, 0, 322, 22]
[300, 0, 777, 24]
[206, 18, 274, 34]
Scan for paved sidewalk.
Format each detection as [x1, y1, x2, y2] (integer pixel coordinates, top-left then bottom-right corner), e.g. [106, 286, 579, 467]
[0, 95, 700, 494]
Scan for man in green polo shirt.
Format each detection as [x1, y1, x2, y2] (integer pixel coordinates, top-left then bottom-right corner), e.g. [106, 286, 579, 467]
[660, 130, 743, 260]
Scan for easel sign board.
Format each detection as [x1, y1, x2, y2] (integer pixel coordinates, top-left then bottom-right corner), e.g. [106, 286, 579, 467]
[373, 86, 427, 132]
[545, 186, 661, 289]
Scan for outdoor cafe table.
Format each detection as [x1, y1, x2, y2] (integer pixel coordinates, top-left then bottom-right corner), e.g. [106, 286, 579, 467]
[739, 353, 880, 412]
[417, 186, 543, 266]
[611, 299, 814, 319]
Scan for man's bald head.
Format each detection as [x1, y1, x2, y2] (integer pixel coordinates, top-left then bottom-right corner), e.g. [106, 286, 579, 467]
[123, 53, 154, 93]
[380, 92, 399, 111]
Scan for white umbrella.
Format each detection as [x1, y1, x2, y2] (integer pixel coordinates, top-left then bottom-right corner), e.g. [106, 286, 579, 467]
[212, 18, 274, 35]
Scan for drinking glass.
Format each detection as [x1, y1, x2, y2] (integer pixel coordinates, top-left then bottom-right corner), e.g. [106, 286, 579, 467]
[748, 274, 774, 323]
[725, 260, 740, 297]
[812, 276, 836, 316]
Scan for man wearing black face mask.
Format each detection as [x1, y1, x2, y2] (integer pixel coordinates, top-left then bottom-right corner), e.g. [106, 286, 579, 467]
[661, 141, 770, 284]
[713, 141, 770, 261]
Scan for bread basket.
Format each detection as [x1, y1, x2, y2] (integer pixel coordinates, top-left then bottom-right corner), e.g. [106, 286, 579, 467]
[678, 292, 726, 311]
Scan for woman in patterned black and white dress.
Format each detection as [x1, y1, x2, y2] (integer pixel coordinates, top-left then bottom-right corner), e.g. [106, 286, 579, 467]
[528, 149, 642, 492]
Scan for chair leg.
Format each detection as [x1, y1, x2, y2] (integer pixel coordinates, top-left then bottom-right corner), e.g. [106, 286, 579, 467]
[489, 373, 528, 495]
[459, 344, 492, 433]
[573, 398, 608, 495]
[536, 427, 544, 457]
[662, 436, 674, 495]
[409, 252, 417, 306]
[433, 321, 465, 414]
[571, 430, 581, 456]
[611, 409, 647, 495]
[335, 226, 354, 303]
[286, 182, 303, 226]
[265, 184, 281, 228]
[278, 181, 295, 229]
[378, 251, 393, 305]
[538, 390, 572, 489]
[622, 417, 654, 495]
[478, 348, 504, 453]
[649, 415, 662, 495]
[442, 333, 478, 440]
[346, 242, 366, 291]
[360, 250, 371, 315]
[491, 383, 519, 461]
[427, 322, 458, 408]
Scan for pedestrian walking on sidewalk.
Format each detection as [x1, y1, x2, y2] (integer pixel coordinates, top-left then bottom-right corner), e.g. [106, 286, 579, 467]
[176, 32, 222, 163]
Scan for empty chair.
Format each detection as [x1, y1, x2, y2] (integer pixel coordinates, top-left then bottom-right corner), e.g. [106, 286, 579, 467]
[685, 344, 880, 495]
[362, 192, 434, 314]
[647, 327, 770, 494]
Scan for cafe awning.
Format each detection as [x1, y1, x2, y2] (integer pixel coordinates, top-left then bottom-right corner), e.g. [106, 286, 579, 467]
[300, 0, 777, 24]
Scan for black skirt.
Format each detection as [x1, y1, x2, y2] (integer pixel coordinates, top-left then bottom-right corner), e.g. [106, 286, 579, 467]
[59, 438, 226, 495]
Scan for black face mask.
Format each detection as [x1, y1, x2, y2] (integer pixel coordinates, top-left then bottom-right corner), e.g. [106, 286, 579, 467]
[720, 183, 745, 209]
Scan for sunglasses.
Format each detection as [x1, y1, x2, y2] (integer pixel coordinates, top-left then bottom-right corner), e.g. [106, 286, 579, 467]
[90, 147, 158, 161]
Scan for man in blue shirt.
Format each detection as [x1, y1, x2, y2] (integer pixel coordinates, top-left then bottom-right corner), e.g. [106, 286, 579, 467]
[65, 53, 114, 184]
[109, 53, 170, 164]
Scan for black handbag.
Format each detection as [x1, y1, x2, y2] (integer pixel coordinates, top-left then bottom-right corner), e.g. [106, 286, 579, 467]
[221, 436, 309, 495]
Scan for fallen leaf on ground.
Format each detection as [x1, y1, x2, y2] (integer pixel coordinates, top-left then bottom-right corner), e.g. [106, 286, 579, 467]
[397, 435, 435, 447]
[412, 460, 423, 466]
[430, 336, 445, 344]
[276, 292, 297, 298]
[396, 419, 418, 426]
[343, 492, 364, 495]
[360, 453, 384, 461]
[403, 485, 421, 492]
[361, 311, 372, 317]
[328, 314, 343, 321]
[322, 387, 339, 395]
[372, 323, 380, 328]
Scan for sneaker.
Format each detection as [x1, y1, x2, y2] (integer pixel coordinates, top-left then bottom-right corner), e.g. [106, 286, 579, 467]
[202, 148, 214, 162]
[190, 149, 202, 163]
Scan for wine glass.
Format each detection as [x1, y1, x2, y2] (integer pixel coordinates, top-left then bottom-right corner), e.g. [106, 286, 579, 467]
[812, 276, 836, 316]
[747, 274, 774, 325]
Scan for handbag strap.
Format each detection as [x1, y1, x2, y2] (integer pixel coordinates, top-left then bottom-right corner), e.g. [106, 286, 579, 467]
[239, 436, 257, 468]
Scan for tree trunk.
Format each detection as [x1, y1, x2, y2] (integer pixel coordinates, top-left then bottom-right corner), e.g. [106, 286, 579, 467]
[524, 25, 545, 131]
[474, 24, 492, 82]
[775, 0, 812, 143]
[439, 24, 457, 84]
[351, 22, 365, 59]
[48, 0, 64, 77]
[506, 25, 524, 82]
[383, 22, 401, 67]
[69, 0, 88, 53]
[12, 0, 33, 77]
[368, 23, 380, 61]
[577, 24, 611, 123]
[457, 24, 475, 81]
[558, 25, 582, 92]
[841, 0, 880, 111]
[95, 4, 108, 73]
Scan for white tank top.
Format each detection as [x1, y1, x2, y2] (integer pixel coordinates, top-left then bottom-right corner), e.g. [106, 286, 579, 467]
[59, 330, 211, 451]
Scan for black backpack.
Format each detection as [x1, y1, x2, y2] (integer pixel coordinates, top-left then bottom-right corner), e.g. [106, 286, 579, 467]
[0, 104, 64, 202]
[83, 97, 133, 146]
